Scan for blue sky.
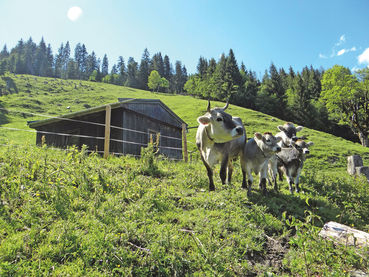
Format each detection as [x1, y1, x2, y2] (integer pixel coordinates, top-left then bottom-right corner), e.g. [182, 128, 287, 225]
[1, 0, 369, 77]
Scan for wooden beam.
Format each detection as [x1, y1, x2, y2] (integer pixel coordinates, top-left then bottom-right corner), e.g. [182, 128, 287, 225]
[182, 123, 188, 162]
[104, 105, 111, 159]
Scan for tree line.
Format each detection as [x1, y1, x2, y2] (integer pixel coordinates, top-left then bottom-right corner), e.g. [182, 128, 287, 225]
[0, 37, 368, 146]
[0, 37, 188, 93]
[185, 49, 369, 146]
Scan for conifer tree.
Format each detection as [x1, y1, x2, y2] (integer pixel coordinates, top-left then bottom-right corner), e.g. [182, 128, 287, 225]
[163, 55, 172, 87]
[125, 57, 138, 88]
[101, 54, 109, 77]
[138, 48, 150, 90]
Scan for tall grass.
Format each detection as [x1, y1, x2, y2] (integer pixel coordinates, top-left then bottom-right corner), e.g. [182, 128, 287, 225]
[0, 74, 369, 275]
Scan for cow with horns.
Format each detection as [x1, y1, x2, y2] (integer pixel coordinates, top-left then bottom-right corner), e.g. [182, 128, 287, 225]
[196, 101, 246, 191]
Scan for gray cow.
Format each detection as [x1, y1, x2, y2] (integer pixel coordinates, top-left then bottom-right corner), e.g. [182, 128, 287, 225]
[268, 122, 304, 190]
[276, 122, 303, 147]
[241, 132, 281, 196]
[196, 101, 246, 191]
[274, 139, 314, 193]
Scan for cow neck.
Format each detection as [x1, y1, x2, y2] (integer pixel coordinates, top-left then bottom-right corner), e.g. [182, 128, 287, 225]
[205, 126, 215, 142]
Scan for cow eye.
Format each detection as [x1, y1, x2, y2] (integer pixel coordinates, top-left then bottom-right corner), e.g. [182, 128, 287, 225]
[216, 117, 223, 122]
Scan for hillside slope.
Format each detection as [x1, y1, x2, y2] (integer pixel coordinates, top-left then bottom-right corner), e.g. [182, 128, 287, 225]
[0, 74, 369, 275]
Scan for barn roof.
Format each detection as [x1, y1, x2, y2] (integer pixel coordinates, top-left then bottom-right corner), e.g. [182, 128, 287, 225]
[28, 98, 187, 129]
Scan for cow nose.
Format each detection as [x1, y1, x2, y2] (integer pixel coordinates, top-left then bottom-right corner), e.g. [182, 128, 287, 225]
[276, 146, 281, 152]
[235, 126, 243, 135]
[292, 136, 298, 142]
[304, 150, 310, 154]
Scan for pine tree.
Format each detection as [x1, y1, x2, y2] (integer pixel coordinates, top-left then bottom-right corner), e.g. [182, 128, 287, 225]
[197, 57, 208, 79]
[117, 56, 126, 85]
[86, 51, 98, 79]
[151, 53, 164, 77]
[54, 43, 64, 78]
[125, 57, 138, 88]
[45, 44, 54, 77]
[138, 48, 150, 90]
[101, 54, 109, 77]
[0, 45, 9, 59]
[24, 37, 37, 75]
[163, 55, 172, 88]
[61, 41, 71, 79]
[35, 37, 47, 76]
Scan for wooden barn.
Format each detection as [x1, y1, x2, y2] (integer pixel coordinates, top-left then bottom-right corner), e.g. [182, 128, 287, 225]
[28, 98, 187, 160]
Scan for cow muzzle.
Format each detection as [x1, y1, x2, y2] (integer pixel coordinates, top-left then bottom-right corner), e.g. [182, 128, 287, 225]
[235, 126, 243, 135]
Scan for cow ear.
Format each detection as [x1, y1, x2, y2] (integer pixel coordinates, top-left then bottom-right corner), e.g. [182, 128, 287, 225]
[307, 141, 314, 147]
[277, 125, 285, 132]
[197, 116, 211, 125]
[296, 126, 304, 132]
[276, 137, 282, 143]
[254, 132, 263, 140]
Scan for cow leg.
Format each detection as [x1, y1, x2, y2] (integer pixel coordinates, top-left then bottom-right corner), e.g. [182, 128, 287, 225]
[247, 179, 252, 197]
[200, 154, 215, 191]
[259, 178, 267, 195]
[278, 167, 284, 181]
[220, 155, 229, 185]
[259, 164, 268, 195]
[227, 160, 233, 184]
[246, 168, 253, 197]
[286, 175, 294, 194]
[295, 169, 302, 193]
[268, 161, 279, 192]
[241, 169, 247, 189]
[240, 157, 248, 190]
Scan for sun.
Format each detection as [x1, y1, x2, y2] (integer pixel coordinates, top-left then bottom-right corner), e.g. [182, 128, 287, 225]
[67, 6, 83, 21]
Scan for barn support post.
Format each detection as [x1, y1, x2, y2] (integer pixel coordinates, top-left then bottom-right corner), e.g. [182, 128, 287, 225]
[182, 123, 188, 162]
[104, 105, 112, 159]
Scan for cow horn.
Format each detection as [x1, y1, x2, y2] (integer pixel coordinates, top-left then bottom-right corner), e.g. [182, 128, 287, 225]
[222, 101, 229, 111]
[207, 99, 211, 112]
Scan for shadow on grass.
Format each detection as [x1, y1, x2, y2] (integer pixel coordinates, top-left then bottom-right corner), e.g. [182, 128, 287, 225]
[0, 102, 9, 125]
[247, 187, 340, 228]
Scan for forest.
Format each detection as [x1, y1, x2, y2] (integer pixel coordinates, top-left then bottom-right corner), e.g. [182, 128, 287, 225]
[0, 37, 368, 146]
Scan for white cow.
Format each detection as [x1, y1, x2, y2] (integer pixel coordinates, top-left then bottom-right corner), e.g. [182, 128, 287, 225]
[240, 132, 281, 196]
[196, 101, 246, 191]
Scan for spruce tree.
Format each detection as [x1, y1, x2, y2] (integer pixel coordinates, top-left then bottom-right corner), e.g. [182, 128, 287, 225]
[101, 54, 109, 77]
[125, 57, 138, 88]
[138, 48, 150, 90]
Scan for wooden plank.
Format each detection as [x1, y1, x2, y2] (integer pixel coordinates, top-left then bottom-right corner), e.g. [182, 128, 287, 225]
[182, 123, 188, 162]
[104, 105, 111, 159]
[319, 221, 369, 247]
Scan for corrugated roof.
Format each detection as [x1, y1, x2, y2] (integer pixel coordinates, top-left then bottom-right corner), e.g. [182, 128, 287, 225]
[28, 98, 187, 128]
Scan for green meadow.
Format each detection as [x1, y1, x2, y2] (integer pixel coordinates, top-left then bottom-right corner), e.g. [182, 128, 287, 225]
[0, 74, 368, 276]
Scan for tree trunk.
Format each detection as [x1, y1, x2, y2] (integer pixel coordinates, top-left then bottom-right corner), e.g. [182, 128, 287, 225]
[358, 131, 369, 147]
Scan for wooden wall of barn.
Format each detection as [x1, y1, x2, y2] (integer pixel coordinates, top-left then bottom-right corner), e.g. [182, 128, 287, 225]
[34, 105, 183, 160]
[121, 107, 183, 160]
[35, 109, 123, 154]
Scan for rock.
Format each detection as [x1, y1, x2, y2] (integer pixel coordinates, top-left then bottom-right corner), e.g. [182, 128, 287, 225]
[355, 166, 369, 181]
[347, 155, 363, 175]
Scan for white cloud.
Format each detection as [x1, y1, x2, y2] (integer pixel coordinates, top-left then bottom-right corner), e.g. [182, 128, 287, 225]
[319, 53, 328, 59]
[337, 46, 357, 56]
[337, 49, 346, 56]
[358, 48, 369, 64]
[67, 6, 83, 21]
[335, 34, 346, 46]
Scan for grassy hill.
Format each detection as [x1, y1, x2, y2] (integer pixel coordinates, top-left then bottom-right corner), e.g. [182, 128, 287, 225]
[0, 74, 369, 276]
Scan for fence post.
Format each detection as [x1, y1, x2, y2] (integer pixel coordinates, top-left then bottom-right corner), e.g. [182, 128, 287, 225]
[104, 105, 111, 159]
[182, 123, 188, 162]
